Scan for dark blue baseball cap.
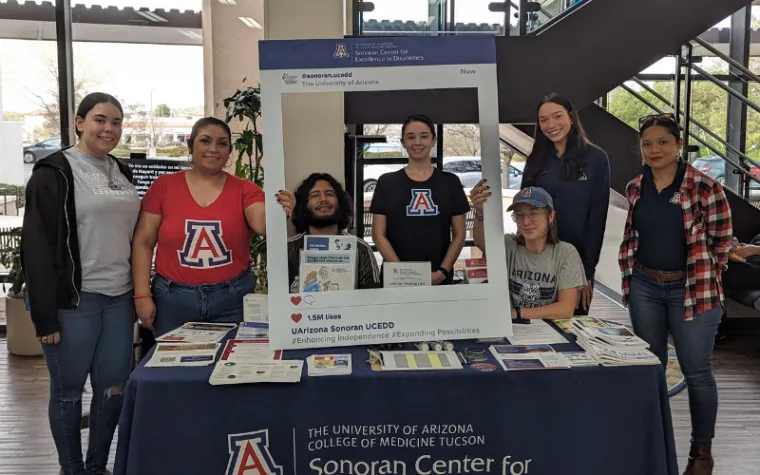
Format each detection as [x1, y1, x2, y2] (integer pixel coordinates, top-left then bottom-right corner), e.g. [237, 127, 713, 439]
[507, 186, 554, 211]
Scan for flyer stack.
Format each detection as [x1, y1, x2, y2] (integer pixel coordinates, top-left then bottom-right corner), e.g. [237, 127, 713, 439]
[570, 320, 660, 366]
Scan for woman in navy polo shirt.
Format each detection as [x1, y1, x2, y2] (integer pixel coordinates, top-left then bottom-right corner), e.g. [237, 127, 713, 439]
[619, 113, 732, 475]
[521, 93, 610, 314]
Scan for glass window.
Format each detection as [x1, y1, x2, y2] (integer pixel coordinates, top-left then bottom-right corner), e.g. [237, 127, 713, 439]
[72, 1, 204, 159]
[453, 0, 507, 36]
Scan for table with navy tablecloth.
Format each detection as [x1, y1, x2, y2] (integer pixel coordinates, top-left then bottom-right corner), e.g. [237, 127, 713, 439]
[113, 338, 678, 475]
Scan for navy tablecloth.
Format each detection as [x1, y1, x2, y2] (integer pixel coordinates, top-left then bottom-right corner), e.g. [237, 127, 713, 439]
[114, 339, 678, 475]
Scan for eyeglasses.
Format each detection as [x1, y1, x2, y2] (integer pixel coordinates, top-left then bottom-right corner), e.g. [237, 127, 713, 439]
[511, 210, 546, 223]
[638, 112, 677, 129]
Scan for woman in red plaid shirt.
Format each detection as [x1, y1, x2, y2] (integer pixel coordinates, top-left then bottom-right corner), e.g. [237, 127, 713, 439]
[619, 113, 732, 475]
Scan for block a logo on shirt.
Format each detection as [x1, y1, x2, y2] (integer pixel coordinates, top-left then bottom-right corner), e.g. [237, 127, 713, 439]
[226, 430, 283, 475]
[178, 220, 232, 268]
[406, 189, 439, 216]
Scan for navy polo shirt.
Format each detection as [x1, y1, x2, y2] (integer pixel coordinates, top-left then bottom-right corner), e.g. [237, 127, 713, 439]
[524, 145, 611, 281]
[632, 161, 688, 272]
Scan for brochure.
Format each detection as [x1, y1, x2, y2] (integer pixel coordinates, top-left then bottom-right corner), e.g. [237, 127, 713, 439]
[489, 344, 570, 370]
[507, 319, 569, 345]
[156, 322, 236, 344]
[209, 360, 304, 385]
[220, 339, 282, 362]
[145, 343, 220, 368]
[377, 350, 462, 371]
[308, 354, 352, 376]
[236, 322, 269, 340]
[243, 294, 268, 322]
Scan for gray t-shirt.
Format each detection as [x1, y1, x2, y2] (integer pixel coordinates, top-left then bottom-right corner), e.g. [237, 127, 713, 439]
[65, 147, 140, 296]
[504, 235, 586, 309]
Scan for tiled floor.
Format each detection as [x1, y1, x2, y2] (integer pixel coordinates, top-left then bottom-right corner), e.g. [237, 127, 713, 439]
[1, 291, 759, 474]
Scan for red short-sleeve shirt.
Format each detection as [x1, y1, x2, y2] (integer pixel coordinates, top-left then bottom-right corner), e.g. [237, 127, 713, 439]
[141, 171, 265, 285]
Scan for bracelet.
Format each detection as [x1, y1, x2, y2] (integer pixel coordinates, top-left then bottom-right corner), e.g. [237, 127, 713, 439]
[133, 293, 152, 300]
[473, 211, 484, 222]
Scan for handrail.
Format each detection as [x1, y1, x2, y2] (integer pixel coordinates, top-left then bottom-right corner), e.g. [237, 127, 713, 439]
[691, 64, 760, 116]
[526, 0, 587, 35]
[619, 84, 760, 188]
[691, 37, 760, 85]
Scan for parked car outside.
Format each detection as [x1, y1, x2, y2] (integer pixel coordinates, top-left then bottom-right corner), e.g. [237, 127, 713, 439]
[692, 155, 726, 184]
[693, 155, 760, 198]
[23, 137, 61, 163]
[363, 156, 523, 193]
[442, 156, 523, 190]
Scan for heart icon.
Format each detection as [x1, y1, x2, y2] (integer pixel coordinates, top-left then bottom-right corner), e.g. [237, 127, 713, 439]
[291, 313, 303, 323]
[290, 296, 302, 305]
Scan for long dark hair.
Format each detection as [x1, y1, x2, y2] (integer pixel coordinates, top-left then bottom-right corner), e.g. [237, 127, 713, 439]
[291, 173, 353, 234]
[522, 93, 593, 184]
[75, 92, 123, 138]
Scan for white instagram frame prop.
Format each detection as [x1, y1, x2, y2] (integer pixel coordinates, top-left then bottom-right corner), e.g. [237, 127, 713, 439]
[259, 36, 511, 350]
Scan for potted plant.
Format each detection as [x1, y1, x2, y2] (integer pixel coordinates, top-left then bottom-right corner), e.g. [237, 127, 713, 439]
[0, 227, 42, 356]
[222, 80, 268, 294]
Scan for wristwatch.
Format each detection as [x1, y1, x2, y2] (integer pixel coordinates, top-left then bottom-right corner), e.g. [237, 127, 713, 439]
[437, 266, 450, 279]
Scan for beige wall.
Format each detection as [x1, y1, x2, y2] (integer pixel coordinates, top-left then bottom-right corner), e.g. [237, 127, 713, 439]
[204, 0, 349, 190]
[264, 0, 347, 189]
[202, 0, 265, 122]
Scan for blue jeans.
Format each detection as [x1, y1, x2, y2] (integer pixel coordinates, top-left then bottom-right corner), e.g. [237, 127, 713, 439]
[152, 269, 253, 336]
[627, 267, 723, 443]
[41, 291, 135, 475]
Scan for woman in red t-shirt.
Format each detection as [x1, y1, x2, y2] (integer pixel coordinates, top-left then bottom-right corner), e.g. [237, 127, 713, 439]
[131, 117, 294, 336]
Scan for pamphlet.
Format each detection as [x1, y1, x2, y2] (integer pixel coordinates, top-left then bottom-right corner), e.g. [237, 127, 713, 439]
[145, 343, 220, 368]
[209, 360, 304, 385]
[377, 351, 462, 371]
[299, 235, 358, 292]
[507, 319, 569, 345]
[489, 344, 570, 370]
[383, 262, 432, 288]
[553, 316, 610, 333]
[236, 322, 269, 340]
[561, 351, 600, 367]
[156, 322, 236, 344]
[308, 354, 352, 376]
[243, 294, 268, 322]
[220, 339, 282, 362]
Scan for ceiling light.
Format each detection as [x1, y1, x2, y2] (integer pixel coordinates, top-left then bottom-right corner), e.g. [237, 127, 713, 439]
[218, 0, 237, 4]
[239, 17, 263, 29]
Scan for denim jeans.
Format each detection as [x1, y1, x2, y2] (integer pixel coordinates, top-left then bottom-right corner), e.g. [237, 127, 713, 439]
[627, 267, 723, 443]
[152, 269, 253, 336]
[40, 291, 135, 475]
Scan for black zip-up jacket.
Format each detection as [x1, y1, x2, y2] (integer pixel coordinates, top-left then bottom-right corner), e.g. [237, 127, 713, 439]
[20, 148, 133, 336]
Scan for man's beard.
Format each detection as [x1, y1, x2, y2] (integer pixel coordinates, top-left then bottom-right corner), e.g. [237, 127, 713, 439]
[307, 208, 340, 229]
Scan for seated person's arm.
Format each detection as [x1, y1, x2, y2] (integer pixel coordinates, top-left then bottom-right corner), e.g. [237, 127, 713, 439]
[516, 243, 586, 320]
[515, 288, 580, 320]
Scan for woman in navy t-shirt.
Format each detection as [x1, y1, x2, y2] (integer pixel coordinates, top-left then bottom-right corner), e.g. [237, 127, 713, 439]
[370, 114, 470, 285]
[521, 93, 611, 314]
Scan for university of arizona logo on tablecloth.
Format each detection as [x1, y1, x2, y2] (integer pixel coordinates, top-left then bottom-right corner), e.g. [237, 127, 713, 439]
[178, 220, 232, 268]
[226, 430, 283, 475]
[406, 189, 439, 216]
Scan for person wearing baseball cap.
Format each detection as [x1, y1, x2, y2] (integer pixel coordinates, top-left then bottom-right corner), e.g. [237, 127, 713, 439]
[470, 182, 587, 320]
